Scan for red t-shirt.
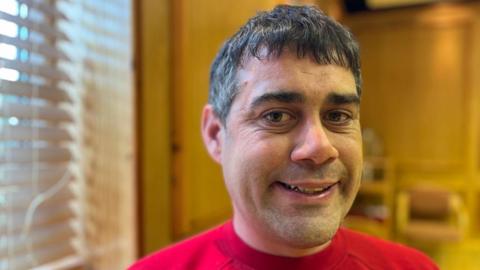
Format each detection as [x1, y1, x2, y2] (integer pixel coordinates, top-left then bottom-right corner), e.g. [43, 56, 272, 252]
[129, 221, 439, 269]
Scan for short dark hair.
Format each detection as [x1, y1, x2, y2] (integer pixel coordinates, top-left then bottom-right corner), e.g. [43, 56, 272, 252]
[209, 5, 362, 123]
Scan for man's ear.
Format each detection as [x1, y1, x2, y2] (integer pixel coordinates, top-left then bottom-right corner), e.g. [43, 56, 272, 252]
[201, 104, 224, 164]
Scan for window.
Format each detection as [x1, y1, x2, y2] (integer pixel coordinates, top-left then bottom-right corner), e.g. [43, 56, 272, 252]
[0, 0, 136, 269]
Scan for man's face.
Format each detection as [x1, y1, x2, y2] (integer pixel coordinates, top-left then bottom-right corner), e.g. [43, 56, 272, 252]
[203, 50, 362, 255]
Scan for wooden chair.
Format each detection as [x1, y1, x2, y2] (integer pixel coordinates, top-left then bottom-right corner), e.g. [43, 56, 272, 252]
[396, 185, 468, 242]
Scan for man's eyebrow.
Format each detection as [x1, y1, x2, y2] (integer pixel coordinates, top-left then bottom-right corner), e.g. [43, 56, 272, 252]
[325, 93, 360, 105]
[250, 91, 305, 109]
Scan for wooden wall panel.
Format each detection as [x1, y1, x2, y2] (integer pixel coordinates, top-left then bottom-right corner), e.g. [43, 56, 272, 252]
[345, 4, 478, 184]
[470, 6, 480, 235]
[137, 0, 172, 254]
[360, 25, 466, 167]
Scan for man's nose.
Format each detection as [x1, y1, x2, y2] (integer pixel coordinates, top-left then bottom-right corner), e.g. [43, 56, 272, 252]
[290, 122, 339, 166]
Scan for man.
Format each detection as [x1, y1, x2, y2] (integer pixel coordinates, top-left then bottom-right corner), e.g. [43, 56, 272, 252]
[130, 5, 439, 269]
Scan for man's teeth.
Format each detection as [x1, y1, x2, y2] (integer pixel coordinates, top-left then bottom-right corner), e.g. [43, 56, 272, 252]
[282, 183, 330, 194]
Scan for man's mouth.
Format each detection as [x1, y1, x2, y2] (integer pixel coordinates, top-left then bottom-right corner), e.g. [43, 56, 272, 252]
[276, 181, 338, 196]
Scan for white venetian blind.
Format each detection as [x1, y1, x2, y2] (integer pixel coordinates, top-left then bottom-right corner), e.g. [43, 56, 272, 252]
[1, 0, 136, 269]
[0, 0, 81, 269]
[62, 0, 137, 269]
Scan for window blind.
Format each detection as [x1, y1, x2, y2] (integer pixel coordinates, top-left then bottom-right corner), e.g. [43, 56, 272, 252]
[72, 0, 137, 268]
[0, 0, 79, 269]
[1, 0, 136, 269]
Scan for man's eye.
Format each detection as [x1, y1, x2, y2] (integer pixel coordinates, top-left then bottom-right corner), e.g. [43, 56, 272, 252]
[263, 111, 293, 123]
[324, 111, 351, 124]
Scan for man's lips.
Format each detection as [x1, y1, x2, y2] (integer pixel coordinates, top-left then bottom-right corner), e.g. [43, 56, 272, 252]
[275, 180, 339, 196]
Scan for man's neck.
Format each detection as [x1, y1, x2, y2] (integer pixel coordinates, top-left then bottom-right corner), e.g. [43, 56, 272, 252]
[232, 216, 331, 257]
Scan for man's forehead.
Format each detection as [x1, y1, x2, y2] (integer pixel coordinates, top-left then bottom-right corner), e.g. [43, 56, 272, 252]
[239, 48, 313, 70]
[241, 71, 357, 105]
[237, 51, 354, 83]
[248, 90, 360, 109]
[238, 46, 349, 71]
[232, 49, 358, 112]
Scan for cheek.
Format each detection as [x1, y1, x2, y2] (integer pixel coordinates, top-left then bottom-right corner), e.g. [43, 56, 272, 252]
[252, 135, 293, 172]
[342, 140, 362, 162]
[238, 138, 288, 177]
[335, 131, 362, 157]
[336, 136, 363, 175]
[222, 142, 279, 210]
[223, 134, 291, 189]
[234, 130, 292, 161]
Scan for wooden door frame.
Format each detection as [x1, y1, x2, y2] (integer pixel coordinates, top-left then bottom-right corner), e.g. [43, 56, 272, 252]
[134, 0, 173, 256]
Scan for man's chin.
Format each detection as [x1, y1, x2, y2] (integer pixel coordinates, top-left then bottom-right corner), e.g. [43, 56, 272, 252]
[284, 225, 337, 248]
[264, 213, 341, 250]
